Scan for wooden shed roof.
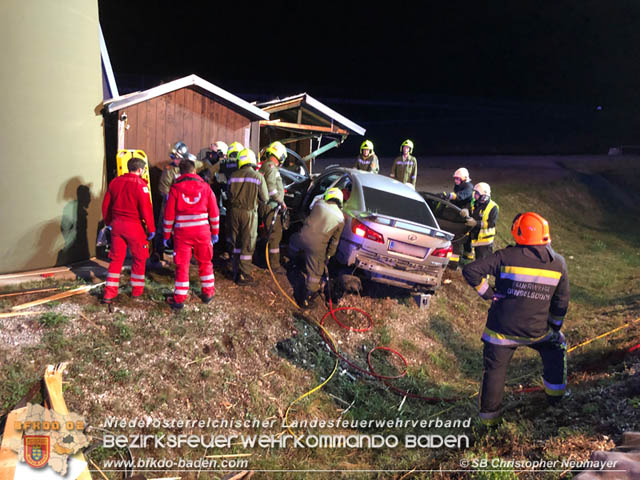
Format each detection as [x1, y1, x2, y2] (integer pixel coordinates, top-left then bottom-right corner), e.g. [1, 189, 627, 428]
[104, 74, 269, 121]
[257, 93, 366, 136]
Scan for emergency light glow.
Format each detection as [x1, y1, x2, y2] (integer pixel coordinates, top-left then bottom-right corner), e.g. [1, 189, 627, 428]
[431, 245, 453, 258]
[352, 218, 384, 243]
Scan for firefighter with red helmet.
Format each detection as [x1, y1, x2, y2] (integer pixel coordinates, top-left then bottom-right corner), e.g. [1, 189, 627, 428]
[462, 212, 570, 424]
[163, 158, 220, 309]
[101, 155, 155, 303]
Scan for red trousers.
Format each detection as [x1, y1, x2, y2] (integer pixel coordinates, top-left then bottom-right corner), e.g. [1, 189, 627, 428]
[172, 229, 215, 303]
[104, 218, 149, 299]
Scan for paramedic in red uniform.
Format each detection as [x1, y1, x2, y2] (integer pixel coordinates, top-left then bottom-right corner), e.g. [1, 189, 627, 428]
[101, 155, 155, 303]
[163, 158, 220, 309]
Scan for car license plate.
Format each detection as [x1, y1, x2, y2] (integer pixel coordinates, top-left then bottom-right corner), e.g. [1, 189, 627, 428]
[388, 240, 427, 258]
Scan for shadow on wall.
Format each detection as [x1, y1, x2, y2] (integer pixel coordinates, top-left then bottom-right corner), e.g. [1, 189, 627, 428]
[56, 177, 92, 265]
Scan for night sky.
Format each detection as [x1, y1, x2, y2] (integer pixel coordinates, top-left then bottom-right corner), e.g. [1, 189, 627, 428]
[99, 1, 640, 154]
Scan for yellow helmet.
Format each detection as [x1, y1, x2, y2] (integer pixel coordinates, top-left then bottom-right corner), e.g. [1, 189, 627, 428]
[265, 141, 287, 162]
[237, 148, 257, 169]
[324, 187, 344, 206]
[360, 140, 374, 154]
[228, 141, 244, 159]
[400, 139, 414, 154]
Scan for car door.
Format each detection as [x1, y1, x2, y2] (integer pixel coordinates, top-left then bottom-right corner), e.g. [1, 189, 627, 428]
[301, 169, 345, 214]
[419, 191, 472, 246]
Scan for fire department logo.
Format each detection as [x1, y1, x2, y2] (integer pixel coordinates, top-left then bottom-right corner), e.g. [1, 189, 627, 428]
[24, 435, 50, 468]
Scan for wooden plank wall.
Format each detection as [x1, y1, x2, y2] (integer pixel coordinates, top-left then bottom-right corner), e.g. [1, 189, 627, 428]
[122, 87, 253, 169]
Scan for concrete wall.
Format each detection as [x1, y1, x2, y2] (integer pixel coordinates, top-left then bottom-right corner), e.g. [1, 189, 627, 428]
[0, 0, 105, 273]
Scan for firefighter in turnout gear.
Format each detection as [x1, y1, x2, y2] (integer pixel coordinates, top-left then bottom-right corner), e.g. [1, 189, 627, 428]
[289, 187, 345, 308]
[463, 182, 499, 262]
[259, 141, 287, 272]
[163, 159, 220, 309]
[444, 168, 474, 209]
[462, 212, 570, 424]
[444, 167, 474, 269]
[229, 148, 269, 285]
[390, 139, 418, 188]
[218, 141, 244, 255]
[220, 141, 244, 181]
[354, 140, 379, 173]
[155, 141, 207, 258]
[199, 140, 228, 183]
[101, 155, 155, 303]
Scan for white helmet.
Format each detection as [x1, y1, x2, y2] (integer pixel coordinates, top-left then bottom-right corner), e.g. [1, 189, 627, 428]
[213, 141, 228, 156]
[474, 182, 491, 202]
[453, 168, 470, 181]
[171, 141, 189, 159]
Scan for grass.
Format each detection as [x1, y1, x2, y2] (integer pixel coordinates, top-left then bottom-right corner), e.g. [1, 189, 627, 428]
[38, 311, 69, 327]
[0, 160, 639, 478]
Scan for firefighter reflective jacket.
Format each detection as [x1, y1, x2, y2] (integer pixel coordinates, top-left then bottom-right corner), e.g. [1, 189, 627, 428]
[102, 173, 155, 232]
[163, 173, 219, 239]
[355, 153, 379, 173]
[470, 199, 499, 247]
[158, 160, 208, 196]
[299, 200, 345, 257]
[390, 155, 417, 186]
[259, 160, 284, 207]
[462, 244, 570, 345]
[451, 181, 474, 208]
[229, 166, 269, 211]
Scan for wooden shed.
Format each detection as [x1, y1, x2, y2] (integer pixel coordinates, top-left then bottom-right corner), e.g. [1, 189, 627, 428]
[257, 93, 365, 172]
[103, 74, 269, 189]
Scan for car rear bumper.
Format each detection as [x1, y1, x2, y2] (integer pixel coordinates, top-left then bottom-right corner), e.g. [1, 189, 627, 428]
[337, 241, 446, 289]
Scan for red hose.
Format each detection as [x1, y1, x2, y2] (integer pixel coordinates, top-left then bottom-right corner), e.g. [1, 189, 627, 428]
[319, 294, 462, 403]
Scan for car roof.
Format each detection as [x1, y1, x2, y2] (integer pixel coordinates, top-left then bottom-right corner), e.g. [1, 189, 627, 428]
[338, 168, 427, 204]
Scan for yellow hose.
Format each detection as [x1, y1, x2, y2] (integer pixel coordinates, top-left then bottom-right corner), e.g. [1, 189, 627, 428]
[265, 243, 340, 437]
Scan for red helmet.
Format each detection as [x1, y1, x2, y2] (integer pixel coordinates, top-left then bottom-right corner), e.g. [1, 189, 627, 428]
[511, 212, 551, 245]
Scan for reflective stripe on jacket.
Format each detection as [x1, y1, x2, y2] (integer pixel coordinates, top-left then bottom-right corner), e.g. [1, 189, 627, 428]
[229, 166, 269, 211]
[390, 155, 417, 186]
[163, 174, 219, 238]
[354, 154, 379, 173]
[462, 244, 570, 344]
[471, 199, 499, 247]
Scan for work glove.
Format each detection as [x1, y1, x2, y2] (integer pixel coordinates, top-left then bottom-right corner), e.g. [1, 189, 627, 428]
[147, 232, 155, 241]
[549, 330, 566, 346]
[459, 208, 470, 218]
[211, 234, 219, 245]
[465, 217, 477, 228]
[163, 238, 171, 249]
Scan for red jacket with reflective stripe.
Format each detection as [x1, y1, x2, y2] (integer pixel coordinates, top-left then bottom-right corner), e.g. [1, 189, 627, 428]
[163, 173, 219, 239]
[102, 173, 155, 232]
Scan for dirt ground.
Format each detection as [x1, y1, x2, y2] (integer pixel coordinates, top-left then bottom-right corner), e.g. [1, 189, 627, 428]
[1, 153, 639, 478]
